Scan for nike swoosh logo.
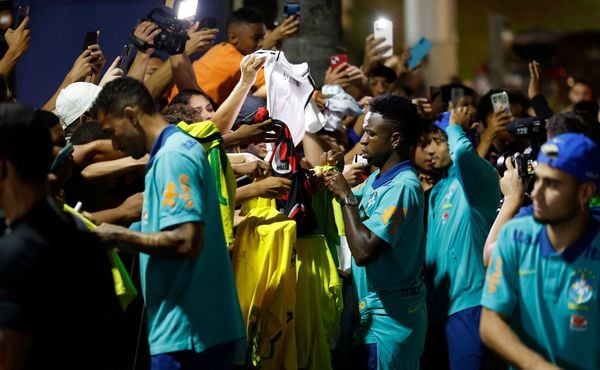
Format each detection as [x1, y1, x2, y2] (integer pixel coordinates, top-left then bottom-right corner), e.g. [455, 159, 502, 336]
[519, 269, 537, 276]
[408, 307, 419, 314]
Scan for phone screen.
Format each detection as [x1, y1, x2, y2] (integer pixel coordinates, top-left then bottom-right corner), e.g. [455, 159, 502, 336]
[407, 37, 432, 69]
[283, 2, 301, 18]
[491, 91, 511, 114]
[15, 5, 30, 29]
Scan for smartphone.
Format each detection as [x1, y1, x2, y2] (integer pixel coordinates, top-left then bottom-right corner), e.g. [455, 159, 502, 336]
[83, 31, 98, 51]
[491, 91, 510, 114]
[329, 54, 348, 71]
[118, 44, 134, 73]
[407, 37, 432, 70]
[373, 18, 393, 58]
[50, 143, 73, 173]
[176, 0, 198, 20]
[450, 87, 464, 106]
[283, 2, 301, 18]
[15, 5, 30, 29]
[199, 17, 217, 29]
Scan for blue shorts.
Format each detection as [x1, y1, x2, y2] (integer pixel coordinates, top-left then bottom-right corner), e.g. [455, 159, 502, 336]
[150, 341, 236, 370]
[349, 344, 378, 370]
[444, 306, 484, 370]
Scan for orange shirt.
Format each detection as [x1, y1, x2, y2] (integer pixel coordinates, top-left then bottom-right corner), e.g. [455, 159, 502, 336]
[190, 42, 265, 105]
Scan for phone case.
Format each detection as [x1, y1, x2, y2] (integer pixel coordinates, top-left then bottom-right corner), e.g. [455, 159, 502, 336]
[83, 31, 98, 51]
[491, 91, 510, 114]
[407, 37, 432, 69]
[330, 54, 348, 70]
[373, 19, 393, 57]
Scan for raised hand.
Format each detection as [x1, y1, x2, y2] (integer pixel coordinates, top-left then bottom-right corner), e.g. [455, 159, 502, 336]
[528, 60, 541, 99]
[4, 16, 30, 58]
[239, 54, 267, 86]
[98, 56, 124, 87]
[361, 34, 392, 75]
[185, 22, 218, 56]
[262, 16, 300, 50]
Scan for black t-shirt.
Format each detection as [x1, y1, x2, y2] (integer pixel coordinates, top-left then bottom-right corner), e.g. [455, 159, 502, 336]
[0, 199, 125, 370]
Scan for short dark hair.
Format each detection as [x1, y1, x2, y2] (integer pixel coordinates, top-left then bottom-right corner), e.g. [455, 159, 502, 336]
[367, 64, 397, 83]
[161, 103, 200, 124]
[227, 7, 264, 31]
[34, 109, 61, 130]
[546, 112, 600, 147]
[573, 100, 599, 122]
[70, 121, 111, 145]
[369, 93, 423, 150]
[0, 103, 51, 183]
[171, 89, 217, 108]
[91, 77, 156, 118]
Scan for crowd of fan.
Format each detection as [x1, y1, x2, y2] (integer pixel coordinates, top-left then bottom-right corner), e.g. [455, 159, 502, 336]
[0, 5, 599, 370]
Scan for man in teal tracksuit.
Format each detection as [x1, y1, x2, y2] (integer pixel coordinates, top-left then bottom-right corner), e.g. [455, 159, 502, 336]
[423, 108, 501, 369]
[481, 133, 600, 370]
[323, 93, 427, 370]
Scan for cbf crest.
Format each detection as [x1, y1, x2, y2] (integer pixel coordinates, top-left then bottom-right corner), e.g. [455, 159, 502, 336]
[568, 269, 595, 305]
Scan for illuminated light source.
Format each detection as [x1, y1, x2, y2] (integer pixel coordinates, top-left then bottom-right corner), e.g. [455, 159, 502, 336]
[177, 0, 198, 20]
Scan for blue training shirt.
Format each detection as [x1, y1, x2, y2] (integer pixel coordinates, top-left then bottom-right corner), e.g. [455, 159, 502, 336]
[140, 126, 244, 355]
[482, 216, 600, 369]
[425, 124, 501, 323]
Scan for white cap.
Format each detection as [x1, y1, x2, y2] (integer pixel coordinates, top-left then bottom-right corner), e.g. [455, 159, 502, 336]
[55, 82, 102, 129]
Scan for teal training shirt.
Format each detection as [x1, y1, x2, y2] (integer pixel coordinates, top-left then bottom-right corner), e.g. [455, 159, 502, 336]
[140, 126, 244, 355]
[351, 161, 427, 369]
[425, 124, 500, 322]
[482, 216, 600, 370]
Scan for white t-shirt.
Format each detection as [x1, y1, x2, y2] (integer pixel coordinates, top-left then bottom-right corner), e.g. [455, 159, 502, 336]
[255, 50, 314, 146]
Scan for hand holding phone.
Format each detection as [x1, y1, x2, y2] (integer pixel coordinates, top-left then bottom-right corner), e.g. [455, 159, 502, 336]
[15, 5, 30, 29]
[83, 31, 98, 51]
[199, 17, 217, 30]
[83, 31, 99, 63]
[118, 44, 134, 73]
[373, 18, 393, 58]
[329, 54, 348, 71]
[283, 2, 301, 18]
[491, 91, 510, 114]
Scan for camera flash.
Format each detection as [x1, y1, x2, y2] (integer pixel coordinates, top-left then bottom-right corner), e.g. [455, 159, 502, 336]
[177, 0, 198, 20]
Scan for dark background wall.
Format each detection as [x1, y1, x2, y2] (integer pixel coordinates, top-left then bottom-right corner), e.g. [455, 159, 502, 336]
[13, 0, 229, 108]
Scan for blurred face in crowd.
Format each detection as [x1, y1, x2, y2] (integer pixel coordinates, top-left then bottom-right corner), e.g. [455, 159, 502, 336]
[414, 133, 435, 172]
[423, 128, 452, 171]
[531, 164, 593, 225]
[246, 143, 268, 159]
[188, 94, 215, 121]
[368, 76, 393, 96]
[359, 111, 399, 168]
[49, 123, 74, 185]
[569, 82, 593, 104]
[229, 22, 265, 55]
[98, 108, 147, 159]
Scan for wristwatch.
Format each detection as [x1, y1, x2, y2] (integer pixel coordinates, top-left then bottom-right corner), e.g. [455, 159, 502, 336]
[340, 193, 358, 207]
